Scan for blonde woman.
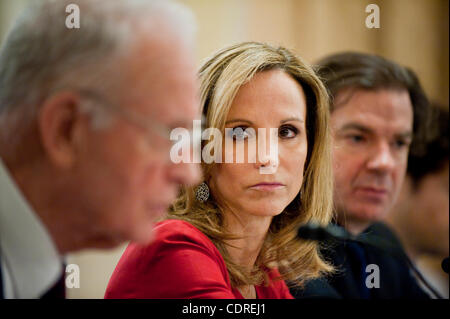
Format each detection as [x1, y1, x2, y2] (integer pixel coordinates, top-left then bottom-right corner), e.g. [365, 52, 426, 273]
[105, 42, 334, 299]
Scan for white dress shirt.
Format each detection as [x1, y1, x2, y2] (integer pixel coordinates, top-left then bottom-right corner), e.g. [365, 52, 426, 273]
[0, 157, 62, 298]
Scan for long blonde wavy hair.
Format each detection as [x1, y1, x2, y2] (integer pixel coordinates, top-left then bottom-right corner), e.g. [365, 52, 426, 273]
[169, 42, 334, 288]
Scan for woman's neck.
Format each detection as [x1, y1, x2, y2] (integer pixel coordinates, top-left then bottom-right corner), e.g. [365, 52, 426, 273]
[223, 211, 272, 271]
[237, 284, 257, 299]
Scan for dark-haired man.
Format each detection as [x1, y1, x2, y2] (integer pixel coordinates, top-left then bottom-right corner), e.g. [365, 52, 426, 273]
[292, 52, 430, 299]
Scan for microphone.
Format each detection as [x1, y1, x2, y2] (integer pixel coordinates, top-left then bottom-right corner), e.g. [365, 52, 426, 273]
[442, 257, 449, 274]
[297, 222, 352, 242]
[297, 222, 444, 299]
[297, 222, 403, 256]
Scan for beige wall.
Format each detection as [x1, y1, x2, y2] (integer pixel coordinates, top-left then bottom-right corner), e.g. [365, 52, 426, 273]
[181, 0, 449, 105]
[66, 246, 126, 299]
[0, 0, 448, 298]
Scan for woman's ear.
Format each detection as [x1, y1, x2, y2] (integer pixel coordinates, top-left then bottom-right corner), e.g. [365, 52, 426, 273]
[38, 91, 87, 169]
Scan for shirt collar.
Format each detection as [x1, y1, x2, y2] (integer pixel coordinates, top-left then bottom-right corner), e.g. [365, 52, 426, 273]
[0, 157, 62, 298]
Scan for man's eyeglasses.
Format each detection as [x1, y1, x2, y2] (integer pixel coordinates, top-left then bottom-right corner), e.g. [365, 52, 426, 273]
[74, 88, 204, 162]
[77, 89, 175, 144]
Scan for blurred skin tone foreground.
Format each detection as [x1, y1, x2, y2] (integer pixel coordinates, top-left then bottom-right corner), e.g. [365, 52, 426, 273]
[0, 0, 200, 299]
[290, 52, 431, 299]
[105, 42, 335, 299]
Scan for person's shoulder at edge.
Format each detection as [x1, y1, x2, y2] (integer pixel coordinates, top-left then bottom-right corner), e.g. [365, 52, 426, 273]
[104, 219, 235, 299]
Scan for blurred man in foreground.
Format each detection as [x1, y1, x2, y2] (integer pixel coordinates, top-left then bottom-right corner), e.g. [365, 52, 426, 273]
[0, 0, 200, 298]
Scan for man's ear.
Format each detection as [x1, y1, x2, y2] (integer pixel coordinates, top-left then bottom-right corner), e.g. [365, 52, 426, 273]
[38, 91, 87, 169]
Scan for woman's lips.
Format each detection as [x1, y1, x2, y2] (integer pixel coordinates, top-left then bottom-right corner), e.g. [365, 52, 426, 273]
[250, 183, 285, 191]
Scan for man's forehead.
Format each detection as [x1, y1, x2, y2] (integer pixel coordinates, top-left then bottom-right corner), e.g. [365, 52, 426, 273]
[118, 38, 199, 127]
[120, 30, 197, 88]
[331, 88, 414, 132]
[135, 99, 199, 127]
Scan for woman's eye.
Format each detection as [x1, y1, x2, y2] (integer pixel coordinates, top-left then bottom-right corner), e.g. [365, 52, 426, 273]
[229, 126, 251, 141]
[279, 125, 298, 138]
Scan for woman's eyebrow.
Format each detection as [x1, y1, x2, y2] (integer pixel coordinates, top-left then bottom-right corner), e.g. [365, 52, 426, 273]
[280, 117, 304, 124]
[225, 117, 304, 125]
[225, 119, 253, 125]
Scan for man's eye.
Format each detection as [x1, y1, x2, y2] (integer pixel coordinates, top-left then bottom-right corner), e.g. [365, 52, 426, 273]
[347, 135, 365, 143]
[393, 139, 409, 149]
[279, 125, 298, 138]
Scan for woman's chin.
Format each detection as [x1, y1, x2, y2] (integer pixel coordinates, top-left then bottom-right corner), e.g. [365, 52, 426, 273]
[246, 203, 287, 217]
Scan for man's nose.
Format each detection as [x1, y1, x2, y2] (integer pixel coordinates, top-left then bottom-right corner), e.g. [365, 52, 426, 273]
[366, 142, 396, 172]
[169, 161, 202, 186]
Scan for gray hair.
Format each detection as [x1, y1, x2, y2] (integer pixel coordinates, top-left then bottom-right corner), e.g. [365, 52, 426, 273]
[0, 0, 196, 144]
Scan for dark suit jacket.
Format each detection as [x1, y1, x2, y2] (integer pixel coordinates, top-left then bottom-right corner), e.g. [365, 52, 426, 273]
[291, 222, 430, 299]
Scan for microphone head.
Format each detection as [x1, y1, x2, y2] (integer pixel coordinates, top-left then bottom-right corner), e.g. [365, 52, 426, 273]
[442, 257, 449, 274]
[297, 222, 328, 241]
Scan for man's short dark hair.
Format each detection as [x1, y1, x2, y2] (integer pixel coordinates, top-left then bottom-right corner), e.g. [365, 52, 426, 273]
[408, 104, 448, 186]
[315, 52, 430, 156]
